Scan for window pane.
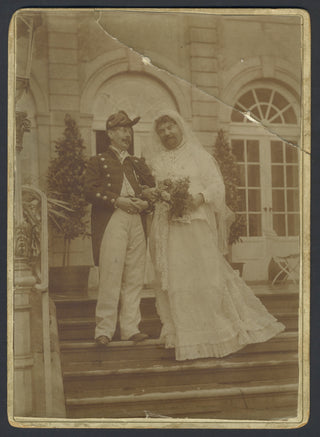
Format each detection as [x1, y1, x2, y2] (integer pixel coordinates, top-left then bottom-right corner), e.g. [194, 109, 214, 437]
[238, 189, 246, 211]
[283, 107, 297, 124]
[287, 190, 299, 212]
[260, 104, 268, 118]
[247, 140, 260, 162]
[248, 190, 261, 211]
[286, 165, 299, 187]
[239, 90, 255, 108]
[272, 166, 284, 187]
[273, 91, 289, 110]
[251, 106, 260, 119]
[273, 214, 286, 236]
[285, 145, 298, 163]
[255, 88, 272, 103]
[231, 139, 244, 161]
[247, 165, 260, 186]
[288, 214, 300, 236]
[272, 190, 285, 211]
[238, 164, 245, 186]
[272, 116, 283, 124]
[269, 107, 277, 119]
[249, 214, 262, 236]
[271, 141, 284, 163]
[237, 214, 247, 236]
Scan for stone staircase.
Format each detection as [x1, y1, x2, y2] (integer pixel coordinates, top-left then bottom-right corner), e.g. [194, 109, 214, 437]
[52, 284, 299, 420]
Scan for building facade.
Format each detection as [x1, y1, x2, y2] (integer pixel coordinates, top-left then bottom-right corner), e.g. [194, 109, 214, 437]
[16, 11, 301, 281]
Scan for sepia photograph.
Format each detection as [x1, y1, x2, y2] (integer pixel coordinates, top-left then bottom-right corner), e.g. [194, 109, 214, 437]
[8, 8, 310, 428]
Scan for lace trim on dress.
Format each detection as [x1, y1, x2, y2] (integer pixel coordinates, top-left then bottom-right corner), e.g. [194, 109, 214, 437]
[172, 321, 285, 361]
[153, 202, 170, 291]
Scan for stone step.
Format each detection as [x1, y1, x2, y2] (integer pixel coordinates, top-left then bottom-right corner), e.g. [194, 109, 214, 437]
[64, 348, 297, 373]
[63, 351, 298, 399]
[255, 291, 299, 312]
[65, 382, 298, 419]
[57, 311, 297, 341]
[58, 316, 161, 341]
[175, 406, 297, 420]
[53, 291, 299, 320]
[60, 331, 298, 364]
[65, 374, 297, 400]
[54, 296, 158, 320]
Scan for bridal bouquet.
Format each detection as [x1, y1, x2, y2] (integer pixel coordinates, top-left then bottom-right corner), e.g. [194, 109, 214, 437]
[155, 177, 193, 220]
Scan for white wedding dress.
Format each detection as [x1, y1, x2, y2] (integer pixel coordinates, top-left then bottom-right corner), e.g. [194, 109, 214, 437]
[149, 139, 285, 361]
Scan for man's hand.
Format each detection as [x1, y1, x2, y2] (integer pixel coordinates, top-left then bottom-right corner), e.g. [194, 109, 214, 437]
[131, 198, 149, 212]
[115, 197, 140, 214]
[141, 187, 158, 202]
[191, 193, 205, 210]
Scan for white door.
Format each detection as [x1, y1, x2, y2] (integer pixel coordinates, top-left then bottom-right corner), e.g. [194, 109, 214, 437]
[229, 84, 300, 281]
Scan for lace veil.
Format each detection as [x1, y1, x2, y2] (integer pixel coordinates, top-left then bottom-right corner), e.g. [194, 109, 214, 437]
[149, 109, 235, 255]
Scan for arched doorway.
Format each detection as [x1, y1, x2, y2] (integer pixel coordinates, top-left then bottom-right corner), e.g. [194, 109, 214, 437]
[229, 81, 300, 281]
[91, 72, 179, 162]
[89, 71, 180, 286]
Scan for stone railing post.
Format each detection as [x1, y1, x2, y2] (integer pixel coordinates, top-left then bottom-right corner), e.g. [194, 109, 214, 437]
[13, 254, 37, 416]
[13, 110, 35, 416]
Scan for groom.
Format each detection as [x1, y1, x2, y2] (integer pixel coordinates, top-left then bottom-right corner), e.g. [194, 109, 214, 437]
[84, 110, 156, 346]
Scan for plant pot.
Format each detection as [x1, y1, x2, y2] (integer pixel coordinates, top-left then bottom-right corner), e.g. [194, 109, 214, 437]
[229, 262, 244, 277]
[49, 265, 91, 296]
[225, 247, 245, 277]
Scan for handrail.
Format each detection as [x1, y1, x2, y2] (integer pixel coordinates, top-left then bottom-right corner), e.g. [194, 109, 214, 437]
[22, 185, 52, 416]
[22, 185, 48, 292]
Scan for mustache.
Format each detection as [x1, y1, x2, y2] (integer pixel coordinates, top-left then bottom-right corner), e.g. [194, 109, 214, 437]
[164, 135, 176, 141]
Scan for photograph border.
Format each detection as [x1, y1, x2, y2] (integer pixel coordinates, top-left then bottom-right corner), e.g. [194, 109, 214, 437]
[7, 6, 311, 429]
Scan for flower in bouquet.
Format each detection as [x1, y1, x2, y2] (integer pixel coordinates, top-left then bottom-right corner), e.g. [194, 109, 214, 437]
[160, 191, 171, 202]
[155, 177, 193, 220]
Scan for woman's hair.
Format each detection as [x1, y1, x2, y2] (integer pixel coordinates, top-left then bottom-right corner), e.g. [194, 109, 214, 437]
[155, 115, 177, 131]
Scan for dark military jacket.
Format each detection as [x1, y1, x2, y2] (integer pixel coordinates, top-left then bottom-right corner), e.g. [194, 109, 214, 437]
[84, 148, 155, 266]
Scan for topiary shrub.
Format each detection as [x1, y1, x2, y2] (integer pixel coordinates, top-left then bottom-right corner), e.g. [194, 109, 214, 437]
[213, 129, 246, 245]
[47, 114, 89, 266]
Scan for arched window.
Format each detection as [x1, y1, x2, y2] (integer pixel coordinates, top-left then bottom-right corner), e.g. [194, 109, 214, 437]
[231, 87, 297, 124]
[230, 82, 299, 239]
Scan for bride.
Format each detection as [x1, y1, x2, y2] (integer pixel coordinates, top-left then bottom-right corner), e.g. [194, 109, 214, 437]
[148, 110, 285, 361]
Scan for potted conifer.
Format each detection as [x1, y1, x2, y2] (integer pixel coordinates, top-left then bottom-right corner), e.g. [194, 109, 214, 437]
[213, 129, 246, 275]
[47, 114, 90, 294]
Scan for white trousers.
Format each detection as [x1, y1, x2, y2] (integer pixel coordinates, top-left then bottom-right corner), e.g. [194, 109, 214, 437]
[95, 208, 146, 340]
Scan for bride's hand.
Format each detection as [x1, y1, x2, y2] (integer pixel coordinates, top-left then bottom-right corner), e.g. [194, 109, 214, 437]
[191, 193, 205, 210]
[141, 187, 158, 202]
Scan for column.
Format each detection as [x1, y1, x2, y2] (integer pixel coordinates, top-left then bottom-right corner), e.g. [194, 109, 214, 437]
[13, 111, 36, 416]
[189, 18, 219, 152]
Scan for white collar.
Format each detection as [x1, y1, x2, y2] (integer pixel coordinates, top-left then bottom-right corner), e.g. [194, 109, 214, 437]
[110, 146, 130, 163]
[163, 138, 186, 153]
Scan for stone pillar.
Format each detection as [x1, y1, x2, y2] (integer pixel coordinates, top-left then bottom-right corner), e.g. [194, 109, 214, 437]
[35, 113, 51, 190]
[13, 256, 37, 416]
[13, 108, 37, 416]
[188, 17, 219, 152]
[47, 14, 80, 120]
[15, 111, 31, 223]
